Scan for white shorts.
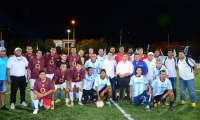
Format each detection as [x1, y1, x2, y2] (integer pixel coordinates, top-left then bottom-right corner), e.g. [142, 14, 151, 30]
[46, 74, 54, 80]
[72, 81, 82, 88]
[30, 79, 36, 90]
[55, 82, 67, 90]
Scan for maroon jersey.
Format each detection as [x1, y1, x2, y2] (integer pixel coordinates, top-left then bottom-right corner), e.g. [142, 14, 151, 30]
[67, 54, 82, 68]
[70, 68, 86, 82]
[33, 77, 54, 99]
[84, 55, 90, 63]
[44, 54, 61, 74]
[28, 58, 45, 79]
[53, 69, 70, 84]
[22, 53, 36, 62]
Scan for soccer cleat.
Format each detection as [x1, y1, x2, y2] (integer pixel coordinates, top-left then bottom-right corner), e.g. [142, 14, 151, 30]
[78, 101, 83, 106]
[55, 99, 61, 103]
[106, 101, 112, 106]
[1, 106, 9, 110]
[71, 101, 74, 106]
[10, 103, 15, 110]
[65, 103, 71, 107]
[31, 102, 35, 108]
[163, 102, 169, 106]
[179, 100, 186, 105]
[33, 109, 38, 114]
[51, 104, 54, 110]
[145, 106, 150, 111]
[169, 107, 175, 112]
[191, 103, 196, 107]
[20, 102, 28, 107]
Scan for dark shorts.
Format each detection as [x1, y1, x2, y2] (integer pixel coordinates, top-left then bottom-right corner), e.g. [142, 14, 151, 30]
[82, 89, 96, 104]
[153, 90, 168, 104]
[99, 85, 107, 96]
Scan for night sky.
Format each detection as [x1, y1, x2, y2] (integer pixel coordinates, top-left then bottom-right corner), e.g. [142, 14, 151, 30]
[1, 0, 200, 46]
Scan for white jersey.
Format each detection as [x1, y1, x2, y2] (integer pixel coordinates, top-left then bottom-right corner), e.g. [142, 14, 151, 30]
[84, 59, 102, 78]
[83, 74, 95, 90]
[152, 78, 172, 96]
[93, 75, 110, 91]
[152, 65, 168, 79]
[144, 59, 156, 80]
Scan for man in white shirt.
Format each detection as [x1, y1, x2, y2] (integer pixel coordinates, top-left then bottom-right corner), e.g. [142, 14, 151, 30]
[177, 51, 198, 107]
[144, 52, 156, 85]
[162, 49, 177, 101]
[116, 53, 133, 104]
[7, 47, 28, 109]
[102, 52, 117, 101]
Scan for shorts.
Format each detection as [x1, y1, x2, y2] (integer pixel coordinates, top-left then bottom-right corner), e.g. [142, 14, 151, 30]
[0, 80, 6, 92]
[72, 81, 82, 88]
[82, 89, 96, 104]
[30, 79, 36, 90]
[46, 74, 54, 80]
[153, 90, 168, 104]
[42, 97, 51, 107]
[55, 82, 67, 90]
[99, 85, 107, 96]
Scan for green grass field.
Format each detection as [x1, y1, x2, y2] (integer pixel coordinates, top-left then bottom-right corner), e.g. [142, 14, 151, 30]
[0, 70, 200, 120]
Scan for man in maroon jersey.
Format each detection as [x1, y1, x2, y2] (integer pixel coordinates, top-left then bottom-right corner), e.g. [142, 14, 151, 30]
[84, 47, 94, 62]
[69, 61, 86, 106]
[67, 47, 82, 69]
[27, 49, 45, 108]
[51, 64, 71, 110]
[44, 47, 61, 80]
[32, 70, 54, 114]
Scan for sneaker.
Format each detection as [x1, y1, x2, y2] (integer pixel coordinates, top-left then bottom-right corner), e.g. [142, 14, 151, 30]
[1, 106, 9, 110]
[107, 101, 112, 106]
[65, 103, 71, 107]
[10, 103, 15, 110]
[33, 109, 38, 114]
[71, 101, 74, 106]
[20, 102, 28, 107]
[179, 100, 185, 105]
[191, 103, 196, 107]
[118, 100, 123, 104]
[31, 102, 35, 108]
[55, 99, 61, 103]
[169, 107, 175, 112]
[145, 106, 150, 111]
[163, 102, 169, 106]
[78, 101, 83, 106]
[51, 104, 54, 110]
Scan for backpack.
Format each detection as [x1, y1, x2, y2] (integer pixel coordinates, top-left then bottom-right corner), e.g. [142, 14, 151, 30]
[177, 54, 194, 72]
[163, 56, 176, 66]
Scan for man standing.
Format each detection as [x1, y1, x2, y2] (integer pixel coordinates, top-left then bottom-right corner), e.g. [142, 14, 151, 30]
[0, 46, 9, 110]
[115, 45, 130, 64]
[152, 59, 169, 80]
[132, 53, 148, 76]
[67, 47, 82, 69]
[85, 47, 94, 62]
[116, 53, 133, 104]
[102, 52, 117, 101]
[57, 53, 70, 69]
[153, 49, 161, 60]
[162, 49, 177, 101]
[138, 48, 147, 60]
[128, 48, 134, 62]
[177, 51, 198, 107]
[22, 45, 36, 62]
[110, 47, 116, 60]
[7, 47, 28, 109]
[97, 48, 107, 66]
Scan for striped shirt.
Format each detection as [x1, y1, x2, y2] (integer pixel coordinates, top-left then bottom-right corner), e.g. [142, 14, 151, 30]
[83, 74, 95, 90]
[152, 65, 168, 79]
[152, 78, 172, 96]
[97, 55, 107, 66]
[84, 59, 102, 78]
[93, 75, 110, 91]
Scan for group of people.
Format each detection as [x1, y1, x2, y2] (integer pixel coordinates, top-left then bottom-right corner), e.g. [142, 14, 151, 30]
[0, 44, 198, 114]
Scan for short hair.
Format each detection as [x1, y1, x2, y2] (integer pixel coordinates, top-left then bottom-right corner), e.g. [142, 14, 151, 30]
[99, 48, 103, 51]
[168, 49, 173, 52]
[87, 67, 92, 70]
[135, 67, 142, 75]
[138, 47, 143, 50]
[155, 49, 160, 52]
[123, 53, 129, 56]
[160, 70, 166, 74]
[134, 53, 139, 56]
[108, 51, 113, 54]
[119, 45, 124, 49]
[60, 53, 67, 56]
[71, 47, 76, 49]
[89, 47, 93, 50]
[156, 58, 162, 62]
[91, 53, 96, 56]
[39, 70, 45, 75]
[51, 46, 56, 49]
[110, 47, 115, 49]
[27, 45, 32, 48]
[36, 49, 42, 53]
[178, 50, 185, 54]
[100, 69, 106, 73]
[76, 61, 82, 66]
[60, 63, 67, 66]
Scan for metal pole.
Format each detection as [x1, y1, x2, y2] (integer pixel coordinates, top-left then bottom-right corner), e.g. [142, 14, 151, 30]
[168, 33, 169, 50]
[68, 33, 69, 55]
[73, 27, 75, 41]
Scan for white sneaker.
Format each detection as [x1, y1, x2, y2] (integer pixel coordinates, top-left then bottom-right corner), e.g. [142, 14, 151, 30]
[20, 101, 28, 107]
[71, 101, 74, 106]
[11, 103, 15, 109]
[33, 109, 38, 114]
[78, 101, 83, 106]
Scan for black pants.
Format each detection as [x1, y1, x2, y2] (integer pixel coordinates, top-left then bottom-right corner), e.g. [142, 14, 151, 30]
[10, 76, 26, 104]
[118, 75, 130, 101]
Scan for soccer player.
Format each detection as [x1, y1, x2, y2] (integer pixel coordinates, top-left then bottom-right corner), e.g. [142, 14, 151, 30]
[132, 53, 148, 76]
[85, 53, 102, 79]
[138, 47, 148, 60]
[82, 67, 95, 104]
[22, 45, 36, 62]
[85, 47, 94, 62]
[94, 69, 112, 106]
[97, 48, 107, 66]
[67, 47, 82, 69]
[152, 70, 175, 111]
[44, 47, 60, 80]
[69, 62, 86, 106]
[152, 59, 169, 80]
[57, 53, 70, 69]
[27, 49, 45, 108]
[32, 70, 54, 114]
[51, 64, 71, 109]
[129, 67, 151, 111]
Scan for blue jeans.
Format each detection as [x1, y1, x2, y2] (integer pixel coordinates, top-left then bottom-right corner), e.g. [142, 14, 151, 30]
[180, 78, 197, 102]
[133, 90, 150, 106]
[169, 77, 177, 101]
[110, 77, 116, 99]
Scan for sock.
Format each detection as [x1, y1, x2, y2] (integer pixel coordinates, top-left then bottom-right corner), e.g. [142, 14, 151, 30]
[170, 101, 174, 107]
[69, 92, 73, 102]
[40, 99, 43, 106]
[33, 100, 39, 109]
[78, 91, 83, 102]
[65, 98, 69, 104]
[51, 101, 54, 105]
[57, 92, 61, 99]
[30, 91, 34, 103]
[76, 93, 79, 99]
[117, 92, 119, 97]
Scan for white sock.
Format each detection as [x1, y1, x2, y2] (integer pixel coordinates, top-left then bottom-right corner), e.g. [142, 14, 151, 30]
[79, 91, 83, 102]
[51, 101, 54, 105]
[33, 100, 39, 109]
[76, 93, 79, 99]
[146, 105, 149, 108]
[124, 93, 127, 96]
[40, 99, 43, 106]
[30, 91, 34, 103]
[69, 92, 73, 102]
[65, 98, 69, 104]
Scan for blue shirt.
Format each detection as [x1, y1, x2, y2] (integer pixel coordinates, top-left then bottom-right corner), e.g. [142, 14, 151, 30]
[85, 59, 102, 78]
[152, 78, 172, 96]
[83, 74, 95, 90]
[97, 55, 107, 66]
[132, 60, 148, 76]
[93, 75, 110, 91]
[0, 56, 8, 80]
[152, 65, 169, 79]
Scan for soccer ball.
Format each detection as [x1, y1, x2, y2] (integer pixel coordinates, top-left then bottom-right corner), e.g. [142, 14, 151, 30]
[96, 101, 104, 108]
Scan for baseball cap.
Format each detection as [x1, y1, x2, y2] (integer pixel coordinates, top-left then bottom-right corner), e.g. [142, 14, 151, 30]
[148, 52, 154, 55]
[0, 47, 6, 51]
[14, 47, 22, 51]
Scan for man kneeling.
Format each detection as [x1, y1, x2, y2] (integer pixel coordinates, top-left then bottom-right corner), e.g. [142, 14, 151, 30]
[33, 70, 54, 114]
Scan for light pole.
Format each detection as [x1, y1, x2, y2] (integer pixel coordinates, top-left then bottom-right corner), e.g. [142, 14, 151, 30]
[67, 29, 71, 55]
[164, 28, 173, 50]
[71, 20, 75, 41]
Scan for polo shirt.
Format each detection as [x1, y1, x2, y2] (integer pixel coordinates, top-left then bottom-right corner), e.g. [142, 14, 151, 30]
[116, 61, 133, 75]
[102, 59, 117, 78]
[0, 56, 8, 80]
[162, 57, 177, 77]
[143, 59, 156, 80]
[132, 60, 148, 76]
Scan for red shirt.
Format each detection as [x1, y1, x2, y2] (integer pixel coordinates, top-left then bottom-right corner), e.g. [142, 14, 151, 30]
[115, 53, 130, 64]
[44, 54, 61, 74]
[33, 77, 54, 99]
[28, 58, 45, 79]
[53, 69, 70, 84]
[22, 53, 36, 62]
[140, 55, 148, 61]
[70, 68, 86, 82]
[67, 54, 82, 68]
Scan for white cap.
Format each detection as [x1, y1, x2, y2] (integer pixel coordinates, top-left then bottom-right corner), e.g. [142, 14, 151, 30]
[0, 47, 6, 51]
[148, 52, 154, 55]
[14, 47, 22, 51]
